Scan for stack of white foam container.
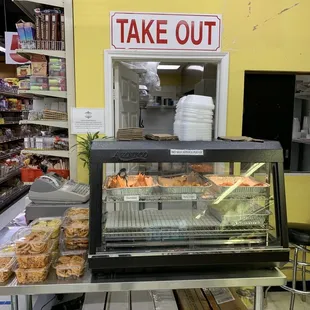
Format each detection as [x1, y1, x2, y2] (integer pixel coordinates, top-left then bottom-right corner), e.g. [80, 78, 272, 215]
[174, 95, 215, 141]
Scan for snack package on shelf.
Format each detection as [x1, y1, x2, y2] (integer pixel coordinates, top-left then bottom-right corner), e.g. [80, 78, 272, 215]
[15, 264, 51, 284]
[62, 217, 89, 238]
[0, 243, 16, 283]
[29, 217, 62, 239]
[30, 76, 48, 90]
[48, 77, 66, 91]
[53, 251, 86, 279]
[12, 228, 53, 255]
[61, 236, 89, 251]
[64, 207, 89, 219]
[17, 64, 32, 78]
[31, 55, 47, 76]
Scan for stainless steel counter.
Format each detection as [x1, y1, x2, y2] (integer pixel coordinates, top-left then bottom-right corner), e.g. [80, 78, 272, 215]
[0, 268, 286, 295]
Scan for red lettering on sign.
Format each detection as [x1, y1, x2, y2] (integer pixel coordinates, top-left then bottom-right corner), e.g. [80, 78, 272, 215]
[127, 20, 140, 43]
[191, 21, 204, 45]
[156, 20, 167, 44]
[204, 21, 216, 45]
[116, 19, 128, 43]
[142, 20, 154, 43]
[176, 21, 189, 45]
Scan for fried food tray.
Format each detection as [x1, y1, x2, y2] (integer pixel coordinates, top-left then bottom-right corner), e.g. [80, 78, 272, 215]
[207, 176, 270, 197]
[104, 175, 158, 197]
[158, 174, 212, 195]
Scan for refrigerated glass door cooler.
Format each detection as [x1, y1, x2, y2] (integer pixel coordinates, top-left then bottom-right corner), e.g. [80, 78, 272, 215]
[88, 140, 289, 274]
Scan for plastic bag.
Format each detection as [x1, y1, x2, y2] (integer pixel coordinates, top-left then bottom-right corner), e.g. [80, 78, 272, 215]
[122, 62, 161, 92]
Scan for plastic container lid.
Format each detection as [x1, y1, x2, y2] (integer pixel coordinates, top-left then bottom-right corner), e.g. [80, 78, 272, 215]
[62, 217, 89, 238]
[30, 217, 62, 239]
[64, 207, 89, 219]
[12, 228, 53, 255]
[0, 243, 15, 257]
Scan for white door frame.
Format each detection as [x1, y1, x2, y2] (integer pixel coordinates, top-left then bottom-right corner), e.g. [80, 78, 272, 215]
[104, 50, 229, 138]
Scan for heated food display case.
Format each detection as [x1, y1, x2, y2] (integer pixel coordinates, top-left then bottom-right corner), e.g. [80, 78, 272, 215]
[88, 140, 289, 274]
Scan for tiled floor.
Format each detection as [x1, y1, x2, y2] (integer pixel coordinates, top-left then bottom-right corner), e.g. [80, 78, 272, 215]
[266, 292, 310, 310]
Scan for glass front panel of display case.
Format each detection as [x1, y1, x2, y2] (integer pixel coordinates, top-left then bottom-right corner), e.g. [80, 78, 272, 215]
[100, 161, 281, 255]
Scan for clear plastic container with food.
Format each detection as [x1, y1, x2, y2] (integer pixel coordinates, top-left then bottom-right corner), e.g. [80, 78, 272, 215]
[64, 207, 89, 219]
[0, 243, 16, 282]
[13, 228, 52, 255]
[53, 251, 86, 279]
[62, 217, 89, 238]
[60, 232, 88, 251]
[15, 264, 50, 284]
[30, 217, 62, 239]
[16, 251, 50, 269]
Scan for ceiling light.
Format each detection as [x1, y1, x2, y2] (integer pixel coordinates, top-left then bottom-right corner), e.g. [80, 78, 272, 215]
[157, 65, 180, 70]
[0, 46, 5, 52]
[187, 65, 204, 71]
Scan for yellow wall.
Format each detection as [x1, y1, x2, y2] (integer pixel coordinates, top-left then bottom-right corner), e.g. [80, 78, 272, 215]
[74, 0, 310, 226]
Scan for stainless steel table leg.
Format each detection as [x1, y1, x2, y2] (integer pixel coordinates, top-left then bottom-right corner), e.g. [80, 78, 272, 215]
[302, 246, 307, 302]
[10, 295, 18, 310]
[290, 247, 299, 310]
[254, 286, 264, 310]
[26, 295, 33, 310]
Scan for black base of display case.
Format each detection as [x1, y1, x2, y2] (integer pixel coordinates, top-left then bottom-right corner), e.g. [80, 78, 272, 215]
[89, 250, 289, 275]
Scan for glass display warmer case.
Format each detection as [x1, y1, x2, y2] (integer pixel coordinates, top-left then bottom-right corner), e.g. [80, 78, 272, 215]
[88, 140, 289, 274]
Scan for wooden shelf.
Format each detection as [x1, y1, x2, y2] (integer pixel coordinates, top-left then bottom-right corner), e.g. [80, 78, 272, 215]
[20, 120, 68, 128]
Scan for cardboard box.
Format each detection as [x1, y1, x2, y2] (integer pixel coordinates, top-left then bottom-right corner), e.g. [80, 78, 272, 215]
[17, 64, 31, 77]
[151, 290, 178, 310]
[209, 288, 248, 310]
[31, 55, 47, 76]
[175, 289, 211, 310]
[202, 289, 221, 310]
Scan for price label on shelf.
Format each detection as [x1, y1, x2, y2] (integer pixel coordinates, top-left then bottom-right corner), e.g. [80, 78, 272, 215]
[124, 195, 139, 202]
[170, 149, 204, 156]
[182, 194, 197, 200]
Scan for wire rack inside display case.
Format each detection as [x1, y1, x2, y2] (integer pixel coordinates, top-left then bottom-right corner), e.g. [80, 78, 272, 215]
[88, 140, 289, 274]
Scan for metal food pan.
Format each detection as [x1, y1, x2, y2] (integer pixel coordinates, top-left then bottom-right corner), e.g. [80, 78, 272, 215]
[207, 176, 270, 197]
[104, 175, 158, 197]
[158, 174, 211, 195]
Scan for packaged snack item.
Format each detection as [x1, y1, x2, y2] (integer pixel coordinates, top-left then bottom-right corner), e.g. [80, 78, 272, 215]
[0, 243, 16, 283]
[30, 217, 62, 239]
[15, 264, 50, 284]
[17, 251, 50, 269]
[54, 251, 86, 279]
[62, 217, 89, 238]
[13, 228, 52, 255]
[64, 207, 89, 219]
[61, 235, 88, 251]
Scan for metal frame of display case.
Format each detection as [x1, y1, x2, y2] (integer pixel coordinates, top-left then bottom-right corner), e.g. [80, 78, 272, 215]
[88, 140, 289, 273]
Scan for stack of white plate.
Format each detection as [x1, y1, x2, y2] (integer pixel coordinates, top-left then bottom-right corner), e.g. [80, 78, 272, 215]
[174, 95, 215, 141]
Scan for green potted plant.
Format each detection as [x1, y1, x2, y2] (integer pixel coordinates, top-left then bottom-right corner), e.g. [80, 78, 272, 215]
[77, 131, 101, 178]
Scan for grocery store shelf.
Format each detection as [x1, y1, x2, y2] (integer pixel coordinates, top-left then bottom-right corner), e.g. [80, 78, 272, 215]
[0, 137, 24, 144]
[0, 169, 21, 186]
[18, 90, 67, 99]
[0, 91, 32, 99]
[22, 149, 70, 158]
[0, 110, 23, 113]
[295, 92, 310, 100]
[16, 49, 66, 59]
[12, 1, 64, 21]
[19, 120, 68, 128]
[0, 121, 20, 125]
[292, 138, 310, 145]
[0, 150, 22, 161]
[0, 185, 30, 214]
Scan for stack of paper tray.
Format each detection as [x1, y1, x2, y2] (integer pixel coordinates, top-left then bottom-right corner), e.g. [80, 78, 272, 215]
[117, 127, 143, 140]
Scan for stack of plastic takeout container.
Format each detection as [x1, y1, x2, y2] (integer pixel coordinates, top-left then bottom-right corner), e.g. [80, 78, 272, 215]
[173, 95, 215, 141]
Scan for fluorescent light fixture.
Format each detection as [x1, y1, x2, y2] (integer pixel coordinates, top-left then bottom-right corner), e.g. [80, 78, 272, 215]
[0, 46, 5, 52]
[157, 65, 180, 70]
[187, 65, 204, 71]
